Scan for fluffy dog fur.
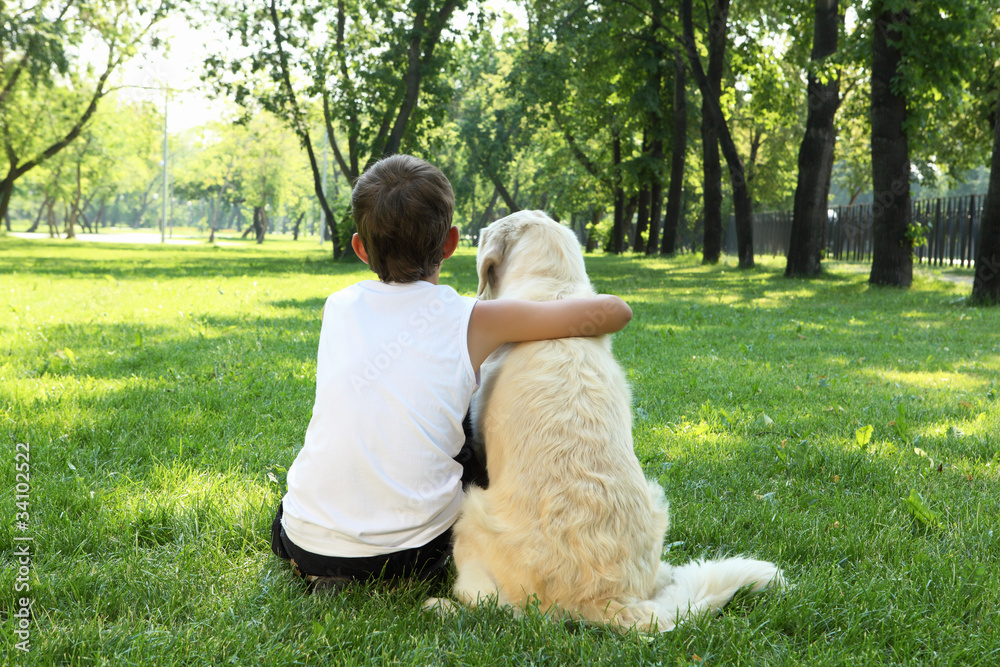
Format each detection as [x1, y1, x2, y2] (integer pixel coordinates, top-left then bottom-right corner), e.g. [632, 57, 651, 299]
[427, 210, 784, 632]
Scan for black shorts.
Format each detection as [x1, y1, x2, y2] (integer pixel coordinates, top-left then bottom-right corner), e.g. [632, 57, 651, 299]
[270, 417, 487, 584]
[270, 501, 453, 582]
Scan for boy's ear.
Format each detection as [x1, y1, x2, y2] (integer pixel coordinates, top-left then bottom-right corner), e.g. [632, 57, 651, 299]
[441, 226, 460, 260]
[476, 225, 508, 298]
[351, 233, 370, 265]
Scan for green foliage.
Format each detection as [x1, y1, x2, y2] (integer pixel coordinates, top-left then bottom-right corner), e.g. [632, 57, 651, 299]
[843, 0, 1000, 187]
[854, 423, 874, 448]
[203, 0, 474, 180]
[728, 19, 806, 210]
[0, 1, 173, 206]
[902, 488, 941, 529]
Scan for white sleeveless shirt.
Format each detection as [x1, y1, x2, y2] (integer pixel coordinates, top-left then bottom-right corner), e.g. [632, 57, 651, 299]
[281, 280, 478, 557]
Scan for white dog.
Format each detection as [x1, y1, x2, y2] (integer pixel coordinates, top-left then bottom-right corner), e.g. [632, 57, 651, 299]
[428, 210, 784, 632]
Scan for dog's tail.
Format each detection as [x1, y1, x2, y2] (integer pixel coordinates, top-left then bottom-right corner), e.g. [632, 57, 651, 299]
[646, 557, 786, 631]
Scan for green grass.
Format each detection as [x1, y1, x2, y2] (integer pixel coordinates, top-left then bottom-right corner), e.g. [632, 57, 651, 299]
[1, 236, 998, 665]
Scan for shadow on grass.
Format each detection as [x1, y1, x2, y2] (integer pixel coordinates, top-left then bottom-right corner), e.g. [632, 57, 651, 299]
[0, 237, 357, 280]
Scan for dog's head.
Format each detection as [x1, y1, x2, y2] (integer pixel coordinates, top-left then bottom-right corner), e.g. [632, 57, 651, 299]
[476, 211, 594, 301]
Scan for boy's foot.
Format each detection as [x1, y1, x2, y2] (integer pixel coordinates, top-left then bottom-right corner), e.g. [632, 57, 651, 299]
[290, 558, 354, 593]
[305, 574, 354, 594]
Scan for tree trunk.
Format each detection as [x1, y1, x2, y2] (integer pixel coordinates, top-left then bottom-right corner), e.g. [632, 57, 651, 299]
[971, 85, 1000, 305]
[662, 53, 687, 255]
[634, 128, 652, 253]
[622, 195, 638, 251]
[64, 161, 84, 239]
[132, 177, 158, 228]
[208, 197, 218, 243]
[611, 131, 625, 254]
[634, 186, 651, 254]
[474, 186, 500, 244]
[92, 196, 107, 231]
[26, 197, 50, 233]
[868, 7, 912, 287]
[700, 136, 722, 260]
[786, 0, 842, 278]
[643, 27, 666, 255]
[253, 206, 267, 244]
[46, 199, 58, 238]
[646, 170, 663, 255]
[76, 190, 96, 233]
[486, 170, 519, 213]
[0, 178, 13, 226]
[699, 0, 725, 265]
[682, 0, 754, 268]
[232, 207, 244, 234]
[585, 207, 602, 253]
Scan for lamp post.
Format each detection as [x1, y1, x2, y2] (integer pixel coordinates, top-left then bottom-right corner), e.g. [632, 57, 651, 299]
[161, 81, 168, 244]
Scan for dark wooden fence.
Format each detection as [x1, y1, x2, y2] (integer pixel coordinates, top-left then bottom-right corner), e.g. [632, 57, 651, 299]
[728, 194, 986, 266]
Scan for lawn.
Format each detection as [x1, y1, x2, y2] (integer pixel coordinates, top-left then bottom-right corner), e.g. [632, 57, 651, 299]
[1, 236, 998, 665]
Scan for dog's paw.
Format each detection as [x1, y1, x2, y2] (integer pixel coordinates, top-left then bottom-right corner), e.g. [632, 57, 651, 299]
[422, 597, 459, 616]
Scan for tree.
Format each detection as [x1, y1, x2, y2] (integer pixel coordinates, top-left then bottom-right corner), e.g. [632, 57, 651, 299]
[660, 54, 687, 255]
[172, 123, 238, 242]
[524, 0, 704, 255]
[681, 0, 754, 268]
[172, 113, 311, 244]
[868, 5, 912, 287]
[205, 0, 472, 258]
[0, 0, 172, 223]
[971, 79, 1000, 304]
[516, 1, 627, 251]
[785, 0, 842, 277]
[690, 0, 728, 264]
[728, 22, 805, 210]
[453, 23, 527, 215]
[864, 0, 991, 287]
[831, 83, 871, 206]
[13, 92, 162, 236]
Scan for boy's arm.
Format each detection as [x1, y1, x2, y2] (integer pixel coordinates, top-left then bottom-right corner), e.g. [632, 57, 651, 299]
[468, 295, 632, 371]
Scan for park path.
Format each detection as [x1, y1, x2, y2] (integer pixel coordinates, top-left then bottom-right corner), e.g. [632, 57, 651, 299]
[10, 231, 201, 245]
[7, 231, 249, 246]
[932, 273, 974, 286]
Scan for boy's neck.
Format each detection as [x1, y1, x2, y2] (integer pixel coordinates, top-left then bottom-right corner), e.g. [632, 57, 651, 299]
[374, 266, 442, 286]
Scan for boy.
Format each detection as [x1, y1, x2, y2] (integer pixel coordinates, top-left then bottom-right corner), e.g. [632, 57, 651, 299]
[271, 154, 632, 590]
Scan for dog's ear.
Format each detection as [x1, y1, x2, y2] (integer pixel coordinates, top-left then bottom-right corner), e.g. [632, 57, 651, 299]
[476, 225, 508, 298]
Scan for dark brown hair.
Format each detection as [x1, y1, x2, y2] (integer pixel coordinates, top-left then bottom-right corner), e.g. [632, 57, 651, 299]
[351, 154, 454, 283]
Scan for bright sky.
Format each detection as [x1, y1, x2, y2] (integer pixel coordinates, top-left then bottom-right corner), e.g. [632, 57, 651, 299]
[115, 14, 232, 134]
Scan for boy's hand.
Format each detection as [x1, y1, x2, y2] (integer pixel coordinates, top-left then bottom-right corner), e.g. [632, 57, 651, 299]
[467, 295, 632, 371]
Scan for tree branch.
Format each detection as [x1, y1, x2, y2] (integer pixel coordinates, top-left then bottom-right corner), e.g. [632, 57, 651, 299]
[267, 0, 340, 254]
[322, 93, 353, 179]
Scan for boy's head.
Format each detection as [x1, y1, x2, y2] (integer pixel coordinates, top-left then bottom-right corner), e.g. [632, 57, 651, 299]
[351, 154, 455, 283]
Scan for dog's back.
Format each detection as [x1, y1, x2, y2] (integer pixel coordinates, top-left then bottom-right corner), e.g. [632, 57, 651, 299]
[470, 333, 670, 610]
